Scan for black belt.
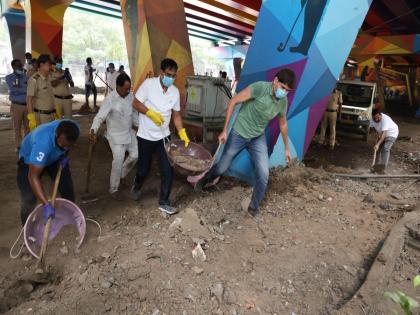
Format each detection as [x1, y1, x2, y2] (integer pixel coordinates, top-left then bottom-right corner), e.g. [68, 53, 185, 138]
[12, 102, 26, 106]
[54, 95, 73, 100]
[326, 109, 337, 112]
[34, 108, 56, 115]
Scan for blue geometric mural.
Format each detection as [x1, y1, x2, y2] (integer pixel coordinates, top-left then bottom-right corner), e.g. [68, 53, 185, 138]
[224, 0, 373, 184]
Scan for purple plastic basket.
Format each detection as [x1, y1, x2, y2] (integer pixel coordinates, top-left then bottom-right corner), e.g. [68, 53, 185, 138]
[23, 198, 86, 259]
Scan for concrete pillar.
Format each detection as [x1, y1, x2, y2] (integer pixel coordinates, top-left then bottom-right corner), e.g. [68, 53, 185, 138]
[24, 0, 73, 58]
[121, 0, 194, 107]
[226, 0, 373, 184]
[3, 2, 26, 62]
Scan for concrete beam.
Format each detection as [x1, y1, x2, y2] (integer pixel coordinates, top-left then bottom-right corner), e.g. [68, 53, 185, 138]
[352, 33, 420, 56]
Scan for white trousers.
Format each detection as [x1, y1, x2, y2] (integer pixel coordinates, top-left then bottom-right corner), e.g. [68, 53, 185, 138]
[109, 134, 138, 193]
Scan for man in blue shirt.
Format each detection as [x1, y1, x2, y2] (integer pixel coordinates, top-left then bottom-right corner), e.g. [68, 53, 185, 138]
[18, 120, 80, 225]
[5, 59, 29, 151]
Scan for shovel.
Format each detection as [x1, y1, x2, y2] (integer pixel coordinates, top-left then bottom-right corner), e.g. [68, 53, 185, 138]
[80, 131, 99, 204]
[187, 143, 222, 187]
[370, 147, 378, 173]
[35, 164, 62, 274]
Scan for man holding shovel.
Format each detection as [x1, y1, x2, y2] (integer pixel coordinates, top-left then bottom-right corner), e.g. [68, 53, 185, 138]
[90, 73, 138, 200]
[196, 69, 296, 221]
[79, 57, 98, 113]
[17, 120, 80, 225]
[105, 63, 119, 96]
[369, 109, 399, 174]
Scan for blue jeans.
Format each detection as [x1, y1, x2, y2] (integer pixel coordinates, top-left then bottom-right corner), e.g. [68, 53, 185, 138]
[207, 130, 269, 210]
[376, 136, 396, 168]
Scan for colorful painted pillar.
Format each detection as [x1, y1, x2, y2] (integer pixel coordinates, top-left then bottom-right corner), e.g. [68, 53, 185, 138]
[24, 0, 73, 58]
[120, 0, 194, 106]
[3, 1, 26, 62]
[351, 34, 420, 107]
[225, 0, 373, 184]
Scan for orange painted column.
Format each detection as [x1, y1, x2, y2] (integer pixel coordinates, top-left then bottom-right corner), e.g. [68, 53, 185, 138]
[24, 0, 73, 58]
[121, 0, 194, 108]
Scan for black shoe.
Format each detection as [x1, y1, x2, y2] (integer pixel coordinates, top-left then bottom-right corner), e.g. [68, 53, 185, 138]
[131, 183, 141, 201]
[111, 190, 124, 201]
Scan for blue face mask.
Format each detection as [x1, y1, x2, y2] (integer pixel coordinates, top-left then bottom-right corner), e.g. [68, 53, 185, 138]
[275, 87, 288, 99]
[162, 75, 175, 87]
[55, 63, 62, 70]
[15, 69, 24, 75]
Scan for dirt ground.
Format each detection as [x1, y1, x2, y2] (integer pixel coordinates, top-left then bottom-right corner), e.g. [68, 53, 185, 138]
[0, 98, 419, 315]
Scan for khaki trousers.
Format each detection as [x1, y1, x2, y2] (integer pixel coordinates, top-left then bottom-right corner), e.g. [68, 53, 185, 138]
[34, 112, 55, 126]
[55, 98, 73, 119]
[319, 111, 337, 146]
[10, 103, 29, 148]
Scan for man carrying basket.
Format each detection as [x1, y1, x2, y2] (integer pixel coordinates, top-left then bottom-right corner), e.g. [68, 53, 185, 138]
[131, 58, 190, 215]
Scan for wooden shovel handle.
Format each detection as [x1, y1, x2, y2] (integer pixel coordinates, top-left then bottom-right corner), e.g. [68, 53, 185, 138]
[36, 164, 63, 270]
[210, 143, 222, 169]
[371, 148, 377, 168]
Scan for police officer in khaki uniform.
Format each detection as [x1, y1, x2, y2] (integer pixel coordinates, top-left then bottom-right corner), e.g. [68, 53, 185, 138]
[318, 87, 343, 150]
[27, 54, 55, 130]
[51, 56, 74, 119]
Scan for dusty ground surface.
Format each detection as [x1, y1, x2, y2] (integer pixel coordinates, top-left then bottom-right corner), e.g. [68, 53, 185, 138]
[0, 97, 419, 314]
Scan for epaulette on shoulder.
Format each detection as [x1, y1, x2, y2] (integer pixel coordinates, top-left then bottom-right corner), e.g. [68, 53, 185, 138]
[32, 73, 40, 80]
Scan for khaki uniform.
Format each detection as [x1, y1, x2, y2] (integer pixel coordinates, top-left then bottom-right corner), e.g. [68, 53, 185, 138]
[51, 69, 73, 119]
[27, 72, 55, 125]
[11, 103, 29, 146]
[26, 68, 37, 78]
[319, 90, 343, 147]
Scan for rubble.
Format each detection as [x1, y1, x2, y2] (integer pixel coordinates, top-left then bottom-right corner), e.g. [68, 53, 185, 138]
[192, 244, 206, 262]
[1, 114, 419, 315]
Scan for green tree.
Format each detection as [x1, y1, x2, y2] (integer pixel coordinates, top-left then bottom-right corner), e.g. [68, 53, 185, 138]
[62, 8, 128, 66]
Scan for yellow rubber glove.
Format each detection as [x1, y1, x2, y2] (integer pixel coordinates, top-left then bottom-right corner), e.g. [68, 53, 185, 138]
[54, 105, 62, 120]
[178, 128, 190, 147]
[145, 109, 164, 126]
[27, 113, 37, 131]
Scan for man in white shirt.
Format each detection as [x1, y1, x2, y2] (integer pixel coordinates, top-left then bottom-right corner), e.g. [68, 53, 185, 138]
[80, 57, 98, 113]
[132, 58, 190, 215]
[90, 73, 138, 199]
[24, 52, 33, 73]
[105, 63, 119, 96]
[369, 109, 399, 173]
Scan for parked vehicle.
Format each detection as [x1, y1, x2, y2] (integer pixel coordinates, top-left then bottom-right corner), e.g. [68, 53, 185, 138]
[336, 80, 377, 141]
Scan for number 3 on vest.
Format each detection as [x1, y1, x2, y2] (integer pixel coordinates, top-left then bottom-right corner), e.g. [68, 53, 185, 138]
[36, 152, 45, 162]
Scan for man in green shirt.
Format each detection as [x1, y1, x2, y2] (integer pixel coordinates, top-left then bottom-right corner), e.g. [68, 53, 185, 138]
[196, 69, 295, 221]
